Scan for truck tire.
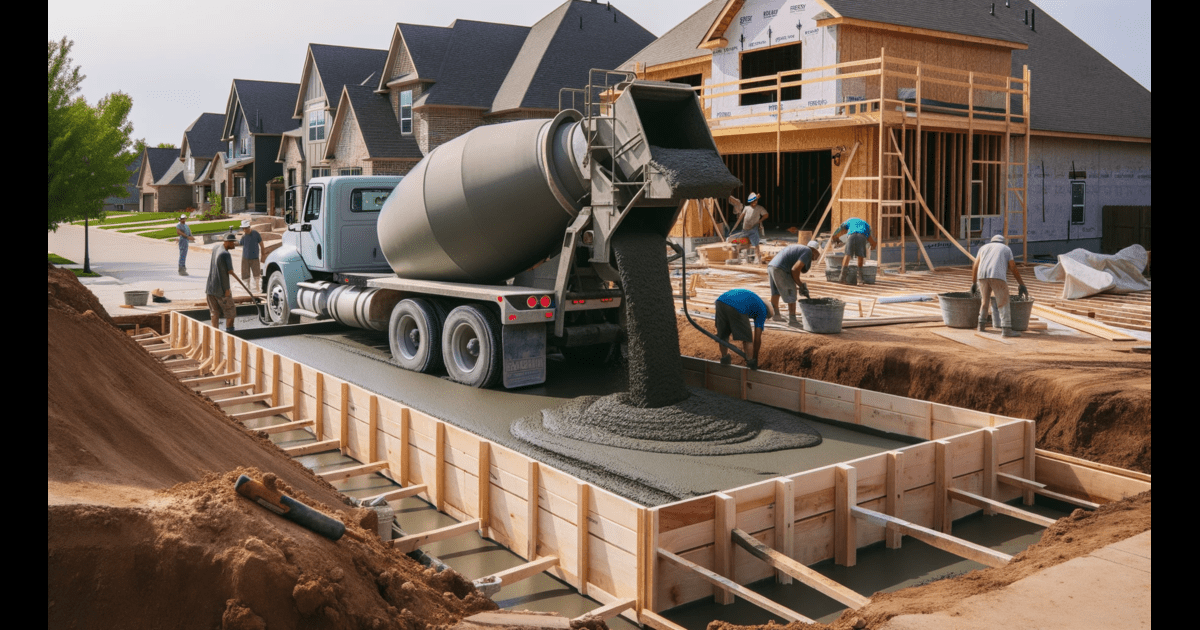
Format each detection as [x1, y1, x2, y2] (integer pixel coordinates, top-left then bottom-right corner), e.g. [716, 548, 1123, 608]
[389, 298, 444, 374]
[266, 271, 299, 324]
[442, 305, 502, 388]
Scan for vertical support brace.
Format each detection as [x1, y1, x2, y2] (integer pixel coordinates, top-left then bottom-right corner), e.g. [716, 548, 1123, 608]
[576, 481, 590, 595]
[240, 340, 250, 384]
[270, 354, 281, 407]
[713, 493, 736, 604]
[400, 407, 411, 487]
[1022, 420, 1036, 505]
[643, 507, 659, 613]
[983, 427, 999, 515]
[313, 372, 324, 440]
[885, 451, 904, 548]
[339, 382, 350, 454]
[835, 464, 857, 567]
[774, 478, 795, 584]
[935, 440, 953, 533]
[435, 421, 446, 512]
[526, 461, 540, 560]
[478, 440, 491, 539]
[292, 362, 302, 419]
[368, 395, 379, 464]
[254, 347, 264, 394]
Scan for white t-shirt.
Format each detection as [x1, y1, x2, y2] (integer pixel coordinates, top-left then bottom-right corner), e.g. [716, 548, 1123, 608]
[976, 242, 1014, 280]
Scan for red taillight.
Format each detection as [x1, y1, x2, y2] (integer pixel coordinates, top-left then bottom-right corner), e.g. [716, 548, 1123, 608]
[545, 312, 553, 318]
[600, 298, 613, 302]
[508, 314, 517, 321]
[572, 299, 586, 305]
[497, 296, 503, 302]
[527, 296, 537, 308]
[540, 295, 551, 308]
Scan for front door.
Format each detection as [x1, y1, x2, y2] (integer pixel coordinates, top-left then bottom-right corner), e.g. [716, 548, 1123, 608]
[300, 185, 325, 270]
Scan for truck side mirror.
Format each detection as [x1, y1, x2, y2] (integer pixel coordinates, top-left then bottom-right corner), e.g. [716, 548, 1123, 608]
[285, 211, 295, 225]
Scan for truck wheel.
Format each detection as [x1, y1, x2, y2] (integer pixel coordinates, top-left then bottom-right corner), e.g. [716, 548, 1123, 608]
[442, 305, 502, 388]
[266, 271, 299, 324]
[389, 298, 444, 374]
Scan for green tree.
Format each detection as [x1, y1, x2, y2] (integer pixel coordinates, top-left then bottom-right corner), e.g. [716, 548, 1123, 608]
[155, 142, 177, 149]
[48, 37, 136, 231]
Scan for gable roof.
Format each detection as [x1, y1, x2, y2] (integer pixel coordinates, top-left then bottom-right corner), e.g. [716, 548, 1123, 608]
[180, 113, 226, 161]
[296, 44, 389, 117]
[378, 23, 455, 91]
[224, 79, 301, 139]
[144, 147, 182, 183]
[492, 0, 656, 113]
[618, 0, 724, 70]
[276, 127, 305, 165]
[416, 20, 531, 109]
[328, 85, 423, 161]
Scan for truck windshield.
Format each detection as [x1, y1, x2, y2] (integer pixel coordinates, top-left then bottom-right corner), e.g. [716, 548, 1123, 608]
[351, 189, 391, 213]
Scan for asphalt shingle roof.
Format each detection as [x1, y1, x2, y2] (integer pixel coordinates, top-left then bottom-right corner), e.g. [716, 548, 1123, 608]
[232, 79, 302, 135]
[144, 147, 182, 182]
[618, 0, 724, 70]
[340, 85, 423, 160]
[393, 23, 454, 82]
[309, 44, 389, 101]
[418, 20, 531, 109]
[183, 113, 226, 159]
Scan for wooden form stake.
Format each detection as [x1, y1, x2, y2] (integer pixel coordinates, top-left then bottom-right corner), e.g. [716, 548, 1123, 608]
[658, 549, 813, 623]
[313, 372, 325, 440]
[254, 347, 264, 394]
[436, 421, 447, 511]
[400, 408, 411, 487]
[478, 440, 491, 539]
[577, 481, 591, 595]
[270, 354, 281, 407]
[773, 478, 794, 584]
[526, 461, 540, 560]
[339, 382, 350, 454]
[732, 529, 869, 609]
[368, 396, 379, 464]
[885, 451, 904, 548]
[852, 506, 1012, 568]
[834, 464, 857, 567]
[934, 440, 952, 533]
[713, 493, 736, 604]
[982, 428, 998, 515]
[292, 363, 302, 418]
[1022, 420, 1036, 505]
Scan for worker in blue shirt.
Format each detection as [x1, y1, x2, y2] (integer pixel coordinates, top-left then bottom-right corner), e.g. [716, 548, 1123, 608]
[714, 288, 770, 370]
[831, 217, 878, 285]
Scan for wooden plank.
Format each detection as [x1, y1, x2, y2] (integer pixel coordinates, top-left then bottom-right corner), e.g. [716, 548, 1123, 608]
[732, 528, 870, 609]
[259, 419, 314, 435]
[577, 481, 590, 596]
[399, 407, 411, 486]
[216, 392, 273, 408]
[391, 519, 481, 553]
[231, 404, 293, 422]
[997, 473, 1102, 510]
[182, 372, 240, 386]
[713, 493, 736, 604]
[482, 556, 559, 587]
[526, 461, 540, 560]
[851, 506, 1011, 568]
[834, 464, 856, 567]
[283, 439, 340, 456]
[773, 479, 794, 584]
[436, 421, 447, 511]
[948, 488, 1056, 527]
[1022, 420, 1036, 505]
[1034, 451, 1151, 501]
[339, 382, 350, 454]
[657, 549, 813, 623]
[572, 599, 635, 623]
[313, 372, 325, 441]
[319, 461, 389, 483]
[270, 353, 281, 407]
[292, 362, 302, 416]
[643, 508, 659, 611]
[460, 611, 568, 629]
[640, 610, 689, 630]
[202, 382, 255, 398]
[934, 440, 952, 532]
[363, 484, 428, 504]
[478, 441, 491, 537]
[885, 451, 904, 548]
[1032, 305, 1136, 341]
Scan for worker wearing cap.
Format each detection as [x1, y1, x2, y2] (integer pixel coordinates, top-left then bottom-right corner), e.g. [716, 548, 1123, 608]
[768, 241, 821, 327]
[206, 233, 238, 332]
[971, 234, 1028, 338]
[726, 193, 769, 261]
[238, 219, 263, 291]
[831, 217, 877, 285]
[714, 288, 769, 370]
[175, 214, 195, 276]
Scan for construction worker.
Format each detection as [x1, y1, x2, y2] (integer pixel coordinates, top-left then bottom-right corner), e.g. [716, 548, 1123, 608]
[725, 193, 769, 261]
[714, 288, 769, 370]
[238, 219, 263, 291]
[768, 241, 820, 327]
[175, 214, 195, 276]
[206, 233, 238, 332]
[971, 234, 1028, 338]
[831, 217, 877, 285]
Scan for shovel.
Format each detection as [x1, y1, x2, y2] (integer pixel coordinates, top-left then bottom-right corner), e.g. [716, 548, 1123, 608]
[230, 273, 271, 325]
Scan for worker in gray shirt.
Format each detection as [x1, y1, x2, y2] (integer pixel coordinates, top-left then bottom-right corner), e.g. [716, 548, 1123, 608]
[238, 219, 264, 291]
[971, 234, 1028, 337]
[206, 233, 238, 332]
[768, 241, 820, 327]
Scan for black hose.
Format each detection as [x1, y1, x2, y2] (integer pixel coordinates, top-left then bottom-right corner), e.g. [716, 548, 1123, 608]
[678, 207, 749, 361]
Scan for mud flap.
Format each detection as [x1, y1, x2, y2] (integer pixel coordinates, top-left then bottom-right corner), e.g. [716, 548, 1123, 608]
[502, 323, 546, 388]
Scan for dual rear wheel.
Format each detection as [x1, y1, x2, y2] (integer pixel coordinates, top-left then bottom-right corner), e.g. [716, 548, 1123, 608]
[388, 299, 503, 388]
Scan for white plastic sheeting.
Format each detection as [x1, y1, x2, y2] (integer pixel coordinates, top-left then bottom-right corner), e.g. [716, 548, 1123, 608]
[1034, 244, 1151, 299]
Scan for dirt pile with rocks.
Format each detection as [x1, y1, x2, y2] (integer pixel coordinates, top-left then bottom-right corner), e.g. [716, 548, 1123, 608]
[48, 261, 113, 325]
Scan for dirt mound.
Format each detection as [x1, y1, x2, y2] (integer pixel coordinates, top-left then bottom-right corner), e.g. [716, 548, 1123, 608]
[705, 490, 1151, 630]
[677, 317, 1151, 474]
[48, 261, 113, 325]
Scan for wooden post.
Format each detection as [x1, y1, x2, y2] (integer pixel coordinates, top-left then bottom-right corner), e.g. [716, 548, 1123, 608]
[436, 421, 447, 512]
[292, 362, 302, 419]
[339, 382, 350, 454]
[368, 395, 379, 464]
[935, 440, 953, 533]
[713, 493, 736, 604]
[798, 378, 807, 414]
[400, 407, 411, 487]
[240, 341, 250, 384]
[313, 372, 324, 440]
[1022, 420, 1036, 505]
[270, 354, 281, 407]
[576, 481, 590, 595]
[774, 478, 795, 584]
[643, 507, 660, 613]
[478, 440, 491, 539]
[254, 347, 264, 394]
[835, 464, 857, 567]
[982, 428, 999, 515]
[526, 461, 540, 560]
[885, 451, 904, 548]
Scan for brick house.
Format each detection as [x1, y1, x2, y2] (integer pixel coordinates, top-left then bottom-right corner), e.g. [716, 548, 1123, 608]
[217, 79, 301, 213]
[177, 113, 225, 211]
[136, 147, 190, 213]
[321, 0, 656, 176]
[102, 153, 141, 213]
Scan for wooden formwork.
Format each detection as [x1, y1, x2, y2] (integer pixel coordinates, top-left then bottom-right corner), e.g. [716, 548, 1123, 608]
[156, 312, 1150, 627]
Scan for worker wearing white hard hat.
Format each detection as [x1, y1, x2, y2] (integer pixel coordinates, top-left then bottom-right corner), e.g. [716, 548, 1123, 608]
[175, 214, 195, 276]
[725, 192, 769, 262]
[971, 234, 1028, 337]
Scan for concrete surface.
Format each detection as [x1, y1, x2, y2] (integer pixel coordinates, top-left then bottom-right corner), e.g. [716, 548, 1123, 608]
[883, 531, 1151, 630]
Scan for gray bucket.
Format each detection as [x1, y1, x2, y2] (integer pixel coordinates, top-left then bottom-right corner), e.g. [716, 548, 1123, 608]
[859, 265, 877, 285]
[123, 290, 149, 306]
[797, 298, 845, 334]
[991, 296, 1035, 331]
[825, 253, 845, 269]
[938, 292, 981, 329]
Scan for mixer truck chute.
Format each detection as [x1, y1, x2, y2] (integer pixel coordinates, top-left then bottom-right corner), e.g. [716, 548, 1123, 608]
[262, 75, 740, 389]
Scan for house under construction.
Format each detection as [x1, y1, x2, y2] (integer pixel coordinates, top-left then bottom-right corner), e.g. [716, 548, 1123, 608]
[622, 0, 1151, 265]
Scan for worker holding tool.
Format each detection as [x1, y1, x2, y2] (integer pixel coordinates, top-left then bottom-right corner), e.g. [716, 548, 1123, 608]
[725, 193, 769, 261]
[714, 288, 769, 370]
[830, 217, 877, 285]
[206, 232, 238, 332]
[971, 234, 1028, 338]
[768, 241, 821, 327]
[175, 214, 195, 276]
[238, 219, 264, 291]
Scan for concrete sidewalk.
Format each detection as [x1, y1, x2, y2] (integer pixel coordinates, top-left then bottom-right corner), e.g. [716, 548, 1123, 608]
[48, 223, 261, 316]
[883, 530, 1151, 630]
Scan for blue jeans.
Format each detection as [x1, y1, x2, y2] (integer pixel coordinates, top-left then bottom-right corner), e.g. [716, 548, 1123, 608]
[178, 242, 189, 267]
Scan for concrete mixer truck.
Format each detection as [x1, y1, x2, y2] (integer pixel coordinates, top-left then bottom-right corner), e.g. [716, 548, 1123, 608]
[261, 74, 739, 389]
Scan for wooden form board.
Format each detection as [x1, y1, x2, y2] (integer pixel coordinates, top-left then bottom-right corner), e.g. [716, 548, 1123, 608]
[166, 313, 1149, 623]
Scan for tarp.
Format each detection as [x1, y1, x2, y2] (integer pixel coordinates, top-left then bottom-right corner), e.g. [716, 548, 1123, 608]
[1034, 244, 1151, 299]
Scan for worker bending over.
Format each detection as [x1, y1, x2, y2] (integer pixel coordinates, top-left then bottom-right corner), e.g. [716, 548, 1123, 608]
[714, 288, 769, 370]
[971, 234, 1028, 338]
[206, 233, 239, 332]
[831, 217, 877, 285]
[768, 241, 821, 327]
[726, 193, 769, 261]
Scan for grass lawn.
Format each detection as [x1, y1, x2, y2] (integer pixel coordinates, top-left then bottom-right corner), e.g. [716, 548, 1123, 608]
[70, 268, 101, 278]
[48, 253, 76, 265]
[113, 220, 177, 232]
[72, 212, 180, 226]
[139, 219, 242, 239]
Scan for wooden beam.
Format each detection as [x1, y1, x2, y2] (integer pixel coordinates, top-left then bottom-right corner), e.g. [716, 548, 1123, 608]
[313, 372, 324, 441]
[571, 598, 635, 623]
[319, 461, 389, 483]
[254, 347, 264, 394]
[270, 354, 281, 407]
[885, 451, 904, 548]
[437, 421, 447, 512]
[216, 392, 274, 409]
[640, 610, 689, 630]
[948, 489, 1056, 528]
[482, 556, 559, 588]
[1022, 420, 1036, 505]
[657, 549, 813, 623]
[202, 382, 255, 398]
[773, 478, 794, 584]
[292, 362, 303, 417]
[478, 440, 491, 538]
[713, 493, 736, 604]
[231, 404, 293, 422]
[368, 395, 379, 463]
[576, 481, 590, 595]
[391, 519, 481, 553]
[997, 473, 1102, 510]
[851, 506, 1012, 568]
[283, 439, 341, 456]
[363, 484, 428, 504]
[339, 382, 350, 453]
[525, 460, 539, 560]
[258, 419, 314, 435]
[834, 464, 857, 567]
[732, 528, 870, 609]
[982, 428, 999, 515]
[934, 440, 952, 533]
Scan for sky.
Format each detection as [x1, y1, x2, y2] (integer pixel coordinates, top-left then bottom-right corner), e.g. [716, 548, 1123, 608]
[48, 0, 1150, 146]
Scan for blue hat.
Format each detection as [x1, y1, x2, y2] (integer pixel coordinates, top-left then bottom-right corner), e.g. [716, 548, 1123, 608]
[747, 192, 759, 204]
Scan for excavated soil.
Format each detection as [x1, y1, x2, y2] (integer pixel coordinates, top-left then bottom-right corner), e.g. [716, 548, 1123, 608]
[46, 268, 504, 629]
[48, 261, 113, 325]
[706, 490, 1151, 630]
[677, 316, 1151, 474]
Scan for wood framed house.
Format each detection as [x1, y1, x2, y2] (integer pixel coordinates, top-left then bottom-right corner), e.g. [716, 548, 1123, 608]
[217, 79, 301, 213]
[136, 147, 190, 213]
[178, 113, 225, 212]
[622, 0, 1150, 265]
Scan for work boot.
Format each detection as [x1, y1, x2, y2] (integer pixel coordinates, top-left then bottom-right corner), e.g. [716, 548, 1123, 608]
[788, 316, 801, 328]
[178, 266, 188, 276]
[720, 355, 732, 367]
[978, 317, 989, 332]
[225, 325, 236, 333]
[1002, 327, 1021, 338]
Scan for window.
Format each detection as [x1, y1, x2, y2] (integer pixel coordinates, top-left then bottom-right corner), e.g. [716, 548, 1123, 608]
[400, 90, 412, 134]
[740, 43, 802, 106]
[234, 175, 247, 198]
[308, 109, 326, 141]
[303, 186, 323, 223]
[287, 169, 296, 187]
[338, 167, 363, 176]
[241, 136, 250, 155]
[1071, 181, 1086, 225]
[350, 188, 391, 213]
[228, 140, 234, 159]
[186, 156, 195, 172]
[311, 167, 330, 179]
